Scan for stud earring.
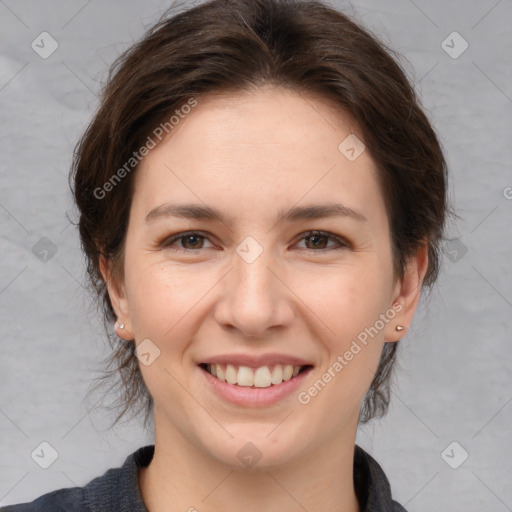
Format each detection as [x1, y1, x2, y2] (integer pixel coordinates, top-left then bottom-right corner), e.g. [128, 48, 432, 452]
[395, 325, 404, 332]
[115, 320, 125, 330]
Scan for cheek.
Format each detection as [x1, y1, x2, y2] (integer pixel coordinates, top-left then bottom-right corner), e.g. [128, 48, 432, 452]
[297, 260, 391, 337]
[302, 268, 390, 410]
[125, 263, 203, 339]
[304, 261, 392, 391]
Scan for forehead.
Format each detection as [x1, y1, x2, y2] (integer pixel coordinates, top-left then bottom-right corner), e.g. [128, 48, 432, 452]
[133, 87, 386, 226]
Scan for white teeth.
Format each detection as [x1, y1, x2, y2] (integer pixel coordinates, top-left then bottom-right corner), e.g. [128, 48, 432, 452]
[253, 366, 272, 388]
[282, 364, 294, 381]
[237, 366, 254, 386]
[205, 363, 305, 387]
[271, 364, 283, 384]
[216, 364, 225, 381]
[225, 364, 237, 384]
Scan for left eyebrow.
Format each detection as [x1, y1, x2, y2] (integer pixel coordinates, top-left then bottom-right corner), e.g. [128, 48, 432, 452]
[145, 202, 368, 227]
[275, 203, 368, 224]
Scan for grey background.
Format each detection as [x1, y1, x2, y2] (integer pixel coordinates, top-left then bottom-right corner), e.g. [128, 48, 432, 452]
[1, 0, 511, 510]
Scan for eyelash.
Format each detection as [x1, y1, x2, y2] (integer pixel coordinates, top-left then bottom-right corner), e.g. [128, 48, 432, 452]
[159, 230, 350, 254]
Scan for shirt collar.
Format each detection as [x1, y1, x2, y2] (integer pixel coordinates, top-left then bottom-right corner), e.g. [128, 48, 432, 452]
[353, 445, 406, 511]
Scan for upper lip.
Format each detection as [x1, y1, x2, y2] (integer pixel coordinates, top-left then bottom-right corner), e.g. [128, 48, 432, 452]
[199, 353, 314, 368]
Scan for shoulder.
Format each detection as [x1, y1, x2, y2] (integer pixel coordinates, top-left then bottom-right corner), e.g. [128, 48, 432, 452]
[1, 487, 84, 512]
[1, 445, 154, 512]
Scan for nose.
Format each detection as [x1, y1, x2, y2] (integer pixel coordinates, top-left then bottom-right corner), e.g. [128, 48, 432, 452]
[214, 243, 295, 338]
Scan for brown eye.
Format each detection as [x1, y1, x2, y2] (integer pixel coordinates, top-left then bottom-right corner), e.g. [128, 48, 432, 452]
[179, 234, 205, 249]
[305, 233, 329, 249]
[160, 231, 214, 252]
[296, 230, 349, 253]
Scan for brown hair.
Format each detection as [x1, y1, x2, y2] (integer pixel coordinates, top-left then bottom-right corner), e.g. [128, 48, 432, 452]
[71, 0, 448, 428]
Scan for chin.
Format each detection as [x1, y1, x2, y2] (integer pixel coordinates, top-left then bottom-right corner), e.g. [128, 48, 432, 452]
[200, 428, 307, 472]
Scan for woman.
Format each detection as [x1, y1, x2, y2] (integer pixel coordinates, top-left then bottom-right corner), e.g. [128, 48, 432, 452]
[2, 0, 447, 510]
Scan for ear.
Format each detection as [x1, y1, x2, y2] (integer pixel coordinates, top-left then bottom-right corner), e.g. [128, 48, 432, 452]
[384, 242, 429, 342]
[99, 254, 133, 340]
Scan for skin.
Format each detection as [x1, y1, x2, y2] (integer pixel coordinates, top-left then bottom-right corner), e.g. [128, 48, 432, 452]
[101, 87, 428, 512]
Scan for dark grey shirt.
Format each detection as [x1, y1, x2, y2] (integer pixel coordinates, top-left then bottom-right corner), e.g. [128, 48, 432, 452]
[1, 444, 407, 511]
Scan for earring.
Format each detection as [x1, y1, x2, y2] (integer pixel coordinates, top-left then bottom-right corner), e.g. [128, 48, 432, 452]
[115, 320, 125, 330]
[395, 325, 404, 332]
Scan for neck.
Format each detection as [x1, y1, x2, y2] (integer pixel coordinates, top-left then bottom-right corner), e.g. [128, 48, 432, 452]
[139, 415, 360, 512]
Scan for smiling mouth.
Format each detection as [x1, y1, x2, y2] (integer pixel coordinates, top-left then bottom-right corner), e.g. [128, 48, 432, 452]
[199, 363, 313, 388]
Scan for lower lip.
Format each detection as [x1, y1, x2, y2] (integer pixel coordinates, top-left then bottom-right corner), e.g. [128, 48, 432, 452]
[199, 365, 313, 407]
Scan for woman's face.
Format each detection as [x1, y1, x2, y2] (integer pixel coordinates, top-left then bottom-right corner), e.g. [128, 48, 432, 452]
[106, 88, 419, 469]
